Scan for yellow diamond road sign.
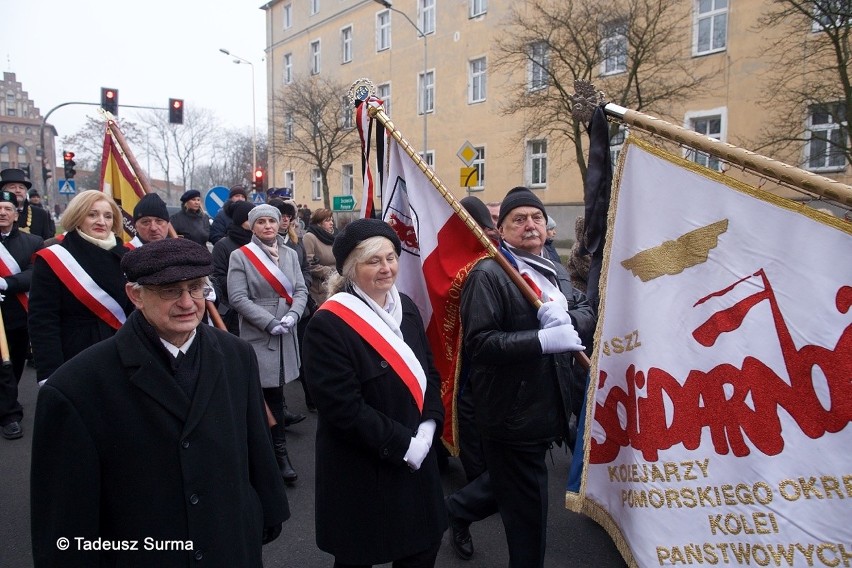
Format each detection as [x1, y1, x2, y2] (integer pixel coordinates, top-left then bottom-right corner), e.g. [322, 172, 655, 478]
[457, 141, 477, 166]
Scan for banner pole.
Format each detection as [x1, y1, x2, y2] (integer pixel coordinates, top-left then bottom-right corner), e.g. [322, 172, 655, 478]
[353, 85, 590, 371]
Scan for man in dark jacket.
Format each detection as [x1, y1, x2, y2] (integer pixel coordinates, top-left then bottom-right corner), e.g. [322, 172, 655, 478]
[0, 168, 53, 239]
[30, 238, 289, 567]
[445, 187, 594, 567]
[209, 185, 249, 245]
[0, 190, 44, 440]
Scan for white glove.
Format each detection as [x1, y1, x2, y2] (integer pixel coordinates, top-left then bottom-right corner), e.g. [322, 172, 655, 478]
[270, 323, 287, 336]
[536, 301, 571, 329]
[281, 314, 297, 332]
[403, 437, 430, 471]
[538, 322, 585, 354]
[415, 419, 437, 448]
[204, 286, 217, 302]
[0, 277, 7, 291]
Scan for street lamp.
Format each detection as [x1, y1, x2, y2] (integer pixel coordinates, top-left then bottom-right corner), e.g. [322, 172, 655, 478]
[219, 48, 257, 181]
[372, 0, 428, 159]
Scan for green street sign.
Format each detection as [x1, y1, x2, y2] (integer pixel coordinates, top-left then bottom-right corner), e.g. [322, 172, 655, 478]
[333, 195, 357, 211]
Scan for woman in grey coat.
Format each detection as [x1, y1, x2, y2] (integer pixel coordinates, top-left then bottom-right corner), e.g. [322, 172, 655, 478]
[228, 204, 308, 484]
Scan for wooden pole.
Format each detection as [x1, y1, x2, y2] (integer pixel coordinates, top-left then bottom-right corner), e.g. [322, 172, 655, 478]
[0, 305, 11, 368]
[363, 100, 591, 371]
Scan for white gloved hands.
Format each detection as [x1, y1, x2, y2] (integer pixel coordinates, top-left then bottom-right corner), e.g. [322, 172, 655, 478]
[270, 323, 287, 336]
[0, 277, 8, 291]
[280, 314, 297, 333]
[415, 419, 436, 447]
[536, 300, 571, 329]
[538, 322, 585, 354]
[403, 437, 430, 471]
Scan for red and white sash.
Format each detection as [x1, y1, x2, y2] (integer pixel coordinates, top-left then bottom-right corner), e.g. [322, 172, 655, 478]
[127, 236, 143, 249]
[0, 241, 29, 310]
[321, 292, 426, 412]
[36, 245, 127, 330]
[239, 241, 294, 304]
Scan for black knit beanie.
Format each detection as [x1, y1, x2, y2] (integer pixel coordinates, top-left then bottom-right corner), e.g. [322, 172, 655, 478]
[133, 193, 170, 222]
[230, 202, 255, 227]
[497, 186, 547, 227]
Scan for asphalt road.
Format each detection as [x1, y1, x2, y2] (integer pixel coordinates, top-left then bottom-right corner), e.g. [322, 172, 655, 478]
[1, 364, 627, 568]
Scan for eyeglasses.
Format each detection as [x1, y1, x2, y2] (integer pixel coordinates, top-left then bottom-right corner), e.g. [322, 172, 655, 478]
[147, 284, 212, 300]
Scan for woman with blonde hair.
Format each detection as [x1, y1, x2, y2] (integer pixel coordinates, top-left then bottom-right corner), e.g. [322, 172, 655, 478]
[29, 190, 134, 384]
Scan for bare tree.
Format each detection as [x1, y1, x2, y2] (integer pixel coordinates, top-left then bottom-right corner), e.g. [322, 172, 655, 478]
[495, 0, 710, 181]
[193, 129, 269, 190]
[271, 75, 360, 210]
[138, 107, 219, 195]
[752, 0, 851, 169]
[59, 116, 145, 189]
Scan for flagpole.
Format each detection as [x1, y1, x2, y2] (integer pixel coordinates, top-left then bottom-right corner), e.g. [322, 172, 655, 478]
[356, 90, 591, 371]
[570, 83, 852, 207]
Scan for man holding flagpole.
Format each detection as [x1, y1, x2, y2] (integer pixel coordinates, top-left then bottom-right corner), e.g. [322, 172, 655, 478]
[446, 186, 594, 567]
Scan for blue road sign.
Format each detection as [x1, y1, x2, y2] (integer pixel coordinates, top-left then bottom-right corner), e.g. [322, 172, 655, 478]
[204, 186, 230, 217]
[251, 192, 266, 204]
[58, 179, 76, 195]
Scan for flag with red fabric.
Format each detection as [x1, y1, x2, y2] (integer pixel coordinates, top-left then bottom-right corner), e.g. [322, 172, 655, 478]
[99, 124, 145, 241]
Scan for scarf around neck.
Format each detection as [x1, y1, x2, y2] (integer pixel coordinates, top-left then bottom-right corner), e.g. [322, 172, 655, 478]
[307, 224, 336, 246]
[350, 282, 403, 339]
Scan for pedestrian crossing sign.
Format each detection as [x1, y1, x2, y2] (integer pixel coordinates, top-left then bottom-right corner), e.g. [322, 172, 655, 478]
[58, 179, 76, 195]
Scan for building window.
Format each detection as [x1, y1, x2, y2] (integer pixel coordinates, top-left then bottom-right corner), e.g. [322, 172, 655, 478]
[341, 96, 354, 129]
[813, 2, 852, 30]
[418, 151, 435, 169]
[472, 146, 486, 190]
[6, 93, 15, 117]
[418, 70, 434, 115]
[470, 0, 487, 18]
[310, 40, 321, 75]
[469, 57, 487, 103]
[378, 83, 392, 116]
[686, 110, 725, 170]
[377, 10, 391, 51]
[310, 0, 319, 16]
[528, 42, 549, 91]
[285, 115, 294, 142]
[527, 140, 547, 186]
[283, 3, 292, 29]
[601, 19, 628, 75]
[419, 0, 436, 35]
[610, 125, 627, 166]
[285, 171, 295, 194]
[283, 53, 292, 84]
[694, 0, 727, 55]
[311, 169, 322, 200]
[806, 103, 847, 172]
[342, 164, 354, 195]
[341, 26, 353, 64]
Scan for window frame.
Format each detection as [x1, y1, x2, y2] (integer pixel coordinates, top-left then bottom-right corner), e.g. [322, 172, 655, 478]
[470, 0, 487, 18]
[376, 10, 391, 52]
[310, 39, 322, 75]
[600, 19, 628, 76]
[341, 25, 353, 64]
[693, 0, 728, 56]
[527, 139, 548, 187]
[311, 169, 322, 201]
[377, 82, 392, 117]
[528, 41, 549, 91]
[284, 171, 295, 195]
[419, 0, 436, 36]
[471, 145, 486, 190]
[805, 102, 848, 172]
[282, 3, 292, 30]
[310, 0, 319, 16]
[684, 107, 727, 171]
[342, 164, 354, 196]
[283, 53, 293, 85]
[418, 70, 435, 115]
[469, 57, 487, 104]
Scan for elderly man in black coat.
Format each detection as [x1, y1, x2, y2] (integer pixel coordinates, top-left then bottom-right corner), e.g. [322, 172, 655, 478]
[0, 168, 53, 240]
[30, 238, 289, 567]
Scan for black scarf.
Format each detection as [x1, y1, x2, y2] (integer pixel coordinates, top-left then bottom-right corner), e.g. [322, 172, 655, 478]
[127, 310, 201, 400]
[226, 224, 253, 246]
[306, 224, 336, 246]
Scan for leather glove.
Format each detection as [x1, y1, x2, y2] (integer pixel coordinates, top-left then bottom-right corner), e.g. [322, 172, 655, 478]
[538, 322, 585, 354]
[281, 314, 297, 333]
[537, 300, 571, 329]
[403, 437, 430, 471]
[261, 523, 282, 545]
[270, 323, 287, 336]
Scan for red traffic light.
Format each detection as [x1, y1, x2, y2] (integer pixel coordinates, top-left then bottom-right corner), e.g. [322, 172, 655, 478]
[101, 87, 119, 116]
[105, 90, 115, 100]
[172, 99, 182, 109]
[168, 98, 184, 124]
[63, 151, 75, 161]
[254, 169, 263, 179]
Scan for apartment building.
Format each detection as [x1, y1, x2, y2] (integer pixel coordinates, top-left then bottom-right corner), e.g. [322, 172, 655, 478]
[261, 0, 851, 222]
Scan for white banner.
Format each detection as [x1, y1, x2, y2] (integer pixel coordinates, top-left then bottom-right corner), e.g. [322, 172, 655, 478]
[567, 138, 852, 567]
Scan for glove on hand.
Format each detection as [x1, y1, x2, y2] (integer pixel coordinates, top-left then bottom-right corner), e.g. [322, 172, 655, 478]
[538, 322, 585, 354]
[536, 300, 571, 329]
[403, 437, 430, 471]
[270, 323, 287, 336]
[415, 419, 437, 449]
[281, 314, 297, 332]
[261, 523, 283, 545]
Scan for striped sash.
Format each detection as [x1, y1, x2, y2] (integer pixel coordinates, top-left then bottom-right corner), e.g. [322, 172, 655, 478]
[0, 241, 29, 310]
[239, 241, 294, 304]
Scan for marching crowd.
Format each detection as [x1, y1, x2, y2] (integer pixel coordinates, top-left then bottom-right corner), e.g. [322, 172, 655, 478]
[0, 166, 596, 568]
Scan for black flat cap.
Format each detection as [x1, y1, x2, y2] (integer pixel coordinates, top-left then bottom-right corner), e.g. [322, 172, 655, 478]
[332, 218, 401, 273]
[460, 196, 495, 230]
[121, 238, 212, 285]
[180, 189, 201, 203]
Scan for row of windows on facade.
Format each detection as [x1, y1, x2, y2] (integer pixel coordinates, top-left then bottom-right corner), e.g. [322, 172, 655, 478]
[0, 124, 36, 135]
[3, 91, 36, 118]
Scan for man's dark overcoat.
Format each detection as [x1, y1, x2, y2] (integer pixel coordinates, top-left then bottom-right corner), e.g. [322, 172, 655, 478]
[303, 292, 447, 565]
[16, 200, 54, 240]
[30, 312, 290, 567]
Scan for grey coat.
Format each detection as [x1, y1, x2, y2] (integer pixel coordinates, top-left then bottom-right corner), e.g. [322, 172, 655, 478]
[227, 235, 308, 387]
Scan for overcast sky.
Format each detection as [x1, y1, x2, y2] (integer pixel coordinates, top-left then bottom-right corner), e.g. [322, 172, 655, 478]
[3, 0, 268, 154]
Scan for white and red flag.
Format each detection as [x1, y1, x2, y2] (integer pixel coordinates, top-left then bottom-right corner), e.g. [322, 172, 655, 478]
[566, 137, 852, 566]
[380, 134, 488, 453]
[99, 125, 145, 242]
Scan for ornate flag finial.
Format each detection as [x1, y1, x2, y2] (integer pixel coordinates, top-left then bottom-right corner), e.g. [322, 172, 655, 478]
[348, 78, 376, 107]
[570, 80, 607, 123]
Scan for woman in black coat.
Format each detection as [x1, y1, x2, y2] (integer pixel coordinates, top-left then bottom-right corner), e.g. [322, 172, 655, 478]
[303, 219, 447, 568]
[29, 190, 133, 383]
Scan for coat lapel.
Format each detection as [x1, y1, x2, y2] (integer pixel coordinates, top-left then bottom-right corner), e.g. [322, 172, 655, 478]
[183, 326, 224, 436]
